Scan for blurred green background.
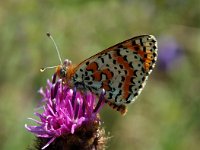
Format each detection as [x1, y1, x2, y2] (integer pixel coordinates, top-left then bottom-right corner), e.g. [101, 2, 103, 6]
[0, 0, 200, 149]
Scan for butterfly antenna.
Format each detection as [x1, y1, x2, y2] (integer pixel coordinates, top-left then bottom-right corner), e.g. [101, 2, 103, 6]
[40, 66, 58, 72]
[40, 32, 63, 73]
[46, 32, 63, 64]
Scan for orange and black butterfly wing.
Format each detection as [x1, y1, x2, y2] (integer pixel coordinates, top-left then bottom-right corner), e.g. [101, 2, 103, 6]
[71, 35, 158, 114]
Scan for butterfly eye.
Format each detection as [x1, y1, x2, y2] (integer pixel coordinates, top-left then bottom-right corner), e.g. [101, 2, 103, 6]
[60, 68, 66, 78]
[63, 59, 72, 67]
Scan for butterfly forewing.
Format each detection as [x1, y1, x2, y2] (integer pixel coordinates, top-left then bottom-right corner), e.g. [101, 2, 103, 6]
[72, 35, 158, 106]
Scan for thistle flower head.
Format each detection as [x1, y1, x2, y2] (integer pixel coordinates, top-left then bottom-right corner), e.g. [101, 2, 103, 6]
[25, 74, 106, 149]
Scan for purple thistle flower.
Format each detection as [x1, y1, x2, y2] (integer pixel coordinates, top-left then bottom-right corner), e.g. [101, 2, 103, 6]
[25, 75, 106, 149]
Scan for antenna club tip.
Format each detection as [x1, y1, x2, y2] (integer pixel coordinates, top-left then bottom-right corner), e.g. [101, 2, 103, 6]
[40, 68, 45, 72]
[46, 32, 51, 37]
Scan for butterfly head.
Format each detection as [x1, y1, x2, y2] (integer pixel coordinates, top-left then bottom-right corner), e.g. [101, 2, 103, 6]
[55, 59, 73, 80]
[56, 65, 66, 78]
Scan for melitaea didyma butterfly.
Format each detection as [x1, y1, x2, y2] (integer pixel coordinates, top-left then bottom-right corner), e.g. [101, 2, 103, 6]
[43, 33, 158, 115]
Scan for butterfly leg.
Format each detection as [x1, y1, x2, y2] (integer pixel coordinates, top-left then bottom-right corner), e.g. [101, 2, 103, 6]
[52, 73, 57, 84]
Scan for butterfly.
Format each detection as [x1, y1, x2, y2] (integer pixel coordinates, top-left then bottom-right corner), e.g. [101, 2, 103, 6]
[43, 34, 158, 115]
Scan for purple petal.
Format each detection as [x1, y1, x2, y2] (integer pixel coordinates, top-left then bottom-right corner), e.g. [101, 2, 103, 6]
[41, 137, 56, 150]
[27, 118, 42, 125]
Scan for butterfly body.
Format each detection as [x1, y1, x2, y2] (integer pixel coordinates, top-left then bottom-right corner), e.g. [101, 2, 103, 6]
[55, 35, 158, 115]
